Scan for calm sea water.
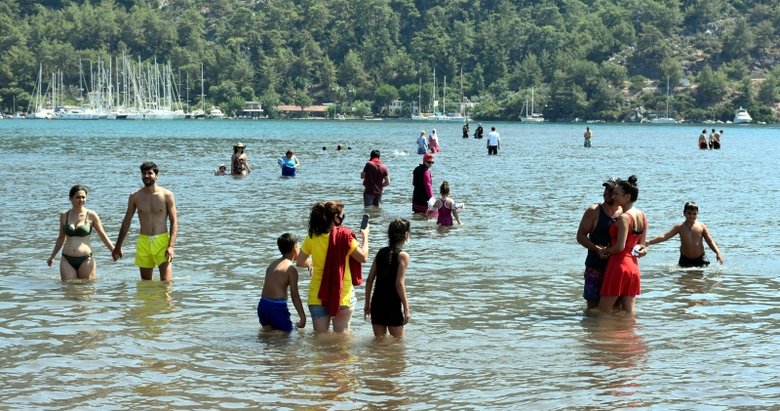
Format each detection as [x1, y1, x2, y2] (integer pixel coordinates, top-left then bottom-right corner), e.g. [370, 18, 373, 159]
[1, 119, 778, 409]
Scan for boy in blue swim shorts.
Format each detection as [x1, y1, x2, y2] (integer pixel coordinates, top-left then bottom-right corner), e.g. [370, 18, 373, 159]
[257, 233, 306, 332]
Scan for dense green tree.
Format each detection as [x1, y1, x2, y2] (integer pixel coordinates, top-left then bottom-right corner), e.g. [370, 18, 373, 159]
[373, 84, 399, 114]
[1, 0, 779, 121]
[695, 66, 728, 105]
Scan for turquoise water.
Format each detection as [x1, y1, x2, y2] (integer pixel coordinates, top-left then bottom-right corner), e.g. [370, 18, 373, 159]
[0, 119, 778, 409]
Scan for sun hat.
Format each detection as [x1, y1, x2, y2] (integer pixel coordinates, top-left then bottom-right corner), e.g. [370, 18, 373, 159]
[234, 142, 245, 148]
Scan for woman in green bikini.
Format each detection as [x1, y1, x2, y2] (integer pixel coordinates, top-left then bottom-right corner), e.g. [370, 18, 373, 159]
[47, 185, 115, 281]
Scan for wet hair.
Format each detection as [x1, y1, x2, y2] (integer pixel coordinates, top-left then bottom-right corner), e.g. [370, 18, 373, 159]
[439, 180, 450, 196]
[370, 149, 381, 159]
[307, 201, 344, 236]
[616, 175, 639, 202]
[286, 149, 294, 156]
[277, 233, 298, 255]
[387, 218, 410, 247]
[69, 184, 88, 198]
[385, 218, 410, 266]
[140, 161, 159, 175]
[684, 201, 699, 212]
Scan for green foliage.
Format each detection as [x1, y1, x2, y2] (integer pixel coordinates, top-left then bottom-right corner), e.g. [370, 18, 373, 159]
[1, 0, 779, 121]
[695, 66, 728, 106]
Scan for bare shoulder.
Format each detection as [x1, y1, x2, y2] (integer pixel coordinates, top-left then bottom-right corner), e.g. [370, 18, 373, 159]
[581, 203, 600, 218]
[285, 264, 299, 279]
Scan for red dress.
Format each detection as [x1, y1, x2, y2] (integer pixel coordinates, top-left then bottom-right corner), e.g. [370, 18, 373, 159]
[600, 213, 642, 297]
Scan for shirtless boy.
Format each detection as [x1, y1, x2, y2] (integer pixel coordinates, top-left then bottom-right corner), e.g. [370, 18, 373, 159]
[647, 201, 723, 267]
[112, 162, 178, 281]
[257, 233, 306, 332]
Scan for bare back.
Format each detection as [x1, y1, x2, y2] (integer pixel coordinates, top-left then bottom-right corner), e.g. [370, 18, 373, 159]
[262, 257, 296, 299]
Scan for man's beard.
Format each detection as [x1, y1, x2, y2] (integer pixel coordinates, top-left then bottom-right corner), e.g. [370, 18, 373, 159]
[143, 178, 154, 186]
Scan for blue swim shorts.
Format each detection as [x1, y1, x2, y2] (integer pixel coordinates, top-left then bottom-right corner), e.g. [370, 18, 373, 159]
[257, 297, 293, 332]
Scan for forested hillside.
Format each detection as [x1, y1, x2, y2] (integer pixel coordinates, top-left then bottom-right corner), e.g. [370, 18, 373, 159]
[2, 0, 780, 121]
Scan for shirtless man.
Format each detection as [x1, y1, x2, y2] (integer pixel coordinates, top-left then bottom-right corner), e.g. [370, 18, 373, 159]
[647, 201, 723, 267]
[112, 162, 178, 281]
[698, 129, 708, 149]
[576, 178, 621, 309]
[583, 127, 592, 147]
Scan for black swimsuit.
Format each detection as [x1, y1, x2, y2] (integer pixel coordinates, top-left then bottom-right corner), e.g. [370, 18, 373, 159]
[370, 247, 404, 327]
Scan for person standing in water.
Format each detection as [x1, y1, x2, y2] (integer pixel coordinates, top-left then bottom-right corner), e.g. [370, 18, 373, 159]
[647, 201, 723, 267]
[576, 178, 621, 309]
[416, 130, 428, 155]
[598, 176, 647, 315]
[432, 181, 463, 226]
[486, 127, 500, 155]
[474, 123, 484, 139]
[113, 162, 179, 281]
[412, 153, 435, 214]
[231, 142, 251, 175]
[698, 129, 708, 149]
[48, 185, 115, 281]
[364, 218, 411, 338]
[361, 149, 391, 207]
[428, 129, 441, 153]
[584, 127, 593, 147]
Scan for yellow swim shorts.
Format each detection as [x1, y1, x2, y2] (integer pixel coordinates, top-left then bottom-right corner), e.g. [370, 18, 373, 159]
[135, 233, 171, 268]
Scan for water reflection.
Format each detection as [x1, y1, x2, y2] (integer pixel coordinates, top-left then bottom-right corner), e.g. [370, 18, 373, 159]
[126, 281, 174, 338]
[580, 313, 648, 403]
[61, 279, 96, 302]
[306, 333, 361, 404]
[361, 338, 410, 409]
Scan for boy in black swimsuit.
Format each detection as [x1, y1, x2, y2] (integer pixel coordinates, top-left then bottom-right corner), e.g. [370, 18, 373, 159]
[647, 202, 724, 267]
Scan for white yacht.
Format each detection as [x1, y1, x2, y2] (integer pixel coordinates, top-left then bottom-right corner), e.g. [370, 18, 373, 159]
[208, 106, 225, 119]
[733, 107, 752, 124]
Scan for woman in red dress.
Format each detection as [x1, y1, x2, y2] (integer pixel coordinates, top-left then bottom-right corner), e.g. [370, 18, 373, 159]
[598, 176, 647, 315]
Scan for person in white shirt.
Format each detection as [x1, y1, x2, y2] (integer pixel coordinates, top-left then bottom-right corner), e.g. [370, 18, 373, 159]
[486, 127, 500, 155]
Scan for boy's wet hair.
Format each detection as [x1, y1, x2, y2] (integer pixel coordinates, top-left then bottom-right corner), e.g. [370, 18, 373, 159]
[277, 233, 298, 254]
[684, 201, 699, 212]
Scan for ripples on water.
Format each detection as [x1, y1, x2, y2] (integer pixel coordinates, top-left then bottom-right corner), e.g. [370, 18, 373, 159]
[1, 120, 778, 409]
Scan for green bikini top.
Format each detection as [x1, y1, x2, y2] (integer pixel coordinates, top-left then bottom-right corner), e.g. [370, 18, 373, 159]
[64, 210, 92, 237]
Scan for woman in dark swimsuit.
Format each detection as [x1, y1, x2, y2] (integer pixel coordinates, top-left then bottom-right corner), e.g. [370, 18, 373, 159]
[47, 185, 115, 281]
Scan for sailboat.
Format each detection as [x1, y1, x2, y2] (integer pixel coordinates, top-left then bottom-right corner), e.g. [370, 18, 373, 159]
[412, 74, 433, 120]
[521, 87, 544, 122]
[412, 69, 467, 121]
[27, 64, 54, 119]
[433, 75, 466, 121]
[651, 77, 676, 124]
[191, 64, 207, 119]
